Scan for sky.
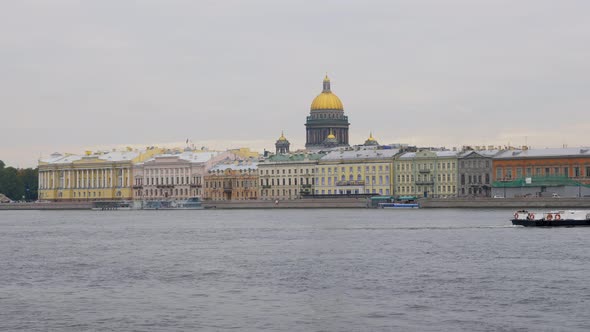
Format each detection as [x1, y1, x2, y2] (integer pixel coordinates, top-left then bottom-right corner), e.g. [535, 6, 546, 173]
[1, 0, 589, 167]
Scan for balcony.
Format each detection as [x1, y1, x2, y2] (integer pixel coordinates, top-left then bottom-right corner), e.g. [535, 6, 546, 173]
[336, 180, 365, 186]
[156, 184, 175, 189]
[223, 186, 232, 192]
[132, 185, 143, 189]
[416, 181, 434, 185]
[301, 184, 312, 188]
[262, 185, 271, 189]
[190, 184, 202, 188]
[419, 169, 431, 174]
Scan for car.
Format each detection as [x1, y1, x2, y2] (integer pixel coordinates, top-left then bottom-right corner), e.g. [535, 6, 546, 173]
[493, 195, 504, 198]
[552, 193, 560, 198]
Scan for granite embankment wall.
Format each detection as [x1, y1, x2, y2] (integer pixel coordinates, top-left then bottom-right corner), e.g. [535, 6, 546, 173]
[0, 202, 93, 210]
[202, 198, 369, 209]
[2, 198, 590, 210]
[420, 198, 590, 209]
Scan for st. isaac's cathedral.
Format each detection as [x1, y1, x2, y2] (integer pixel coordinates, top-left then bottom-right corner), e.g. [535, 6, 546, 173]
[304, 75, 350, 148]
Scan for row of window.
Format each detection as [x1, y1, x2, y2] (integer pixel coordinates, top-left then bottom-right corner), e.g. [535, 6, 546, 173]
[397, 162, 456, 171]
[316, 175, 390, 186]
[144, 168, 190, 176]
[261, 178, 313, 186]
[460, 174, 490, 185]
[260, 168, 313, 175]
[461, 160, 490, 168]
[397, 173, 456, 183]
[496, 166, 590, 179]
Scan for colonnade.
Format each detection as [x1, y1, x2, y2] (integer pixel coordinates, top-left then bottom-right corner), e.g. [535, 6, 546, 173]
[38, 168, 132, 189]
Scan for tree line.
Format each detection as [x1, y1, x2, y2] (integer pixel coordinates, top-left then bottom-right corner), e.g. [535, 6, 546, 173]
[0, 160, 38, 201]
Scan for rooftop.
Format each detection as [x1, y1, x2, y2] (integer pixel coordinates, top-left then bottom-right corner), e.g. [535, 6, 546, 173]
[494, 147, 590, 159]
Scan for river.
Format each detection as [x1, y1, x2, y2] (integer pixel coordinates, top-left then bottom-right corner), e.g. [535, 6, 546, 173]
[1, 209, 589, 331]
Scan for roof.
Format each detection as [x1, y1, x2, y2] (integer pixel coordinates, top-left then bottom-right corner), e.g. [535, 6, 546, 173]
[459, 150, 501, 158]
[494, 147, 590, 159]
[40, 150, 141, 164]
[141, 151, 221, 164]
[210, 162, 258, 171]
[398, 150, 459, 159]
[264, 153, 325, 163]
[321, 147, 400, 161]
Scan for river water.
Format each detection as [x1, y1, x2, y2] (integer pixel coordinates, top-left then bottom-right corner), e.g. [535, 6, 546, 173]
[1, 209, 589, 331]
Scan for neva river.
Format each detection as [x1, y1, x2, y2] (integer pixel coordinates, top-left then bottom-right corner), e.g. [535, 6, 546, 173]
[1, 209, 589, 331]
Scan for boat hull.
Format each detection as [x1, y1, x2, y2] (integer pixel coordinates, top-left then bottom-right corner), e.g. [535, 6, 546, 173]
[512, 219, 590, 227]
[379, 203, 420, 209]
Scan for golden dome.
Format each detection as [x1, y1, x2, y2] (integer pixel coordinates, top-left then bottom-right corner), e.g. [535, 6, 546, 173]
[278, 131, 287, 141]
[327, 130, 336, 139]
[310, 75, 344, 111]
[367, 132, 375, 141]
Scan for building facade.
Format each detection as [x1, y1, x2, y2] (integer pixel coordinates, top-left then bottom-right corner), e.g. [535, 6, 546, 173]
[493, 147, 590, 184]
[258, 153, 323, 200]
[394, 150, 459, 198]
[314, 147, 398, 196]
[133, 150, 235, 200]
[204, 161, 259, 200]
[492, 147, 590, 198]
[305, 75, 350, 148]
[457, 150, 499, 197]
[38, 148, 163, 201]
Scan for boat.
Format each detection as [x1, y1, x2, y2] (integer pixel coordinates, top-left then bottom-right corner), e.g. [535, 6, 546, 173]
[142, 197, 204, 210]
[512, 210, 590, 227]
[92, 201, 133, 211]
[379, 196, 420, 209]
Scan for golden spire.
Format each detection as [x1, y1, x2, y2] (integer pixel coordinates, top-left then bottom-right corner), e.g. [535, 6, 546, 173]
[323, 73, 330, 82]
[367, 132, 375, 141]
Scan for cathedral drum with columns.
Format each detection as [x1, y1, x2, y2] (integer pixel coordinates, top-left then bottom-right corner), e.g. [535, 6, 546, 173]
[305, 75, 350, 148]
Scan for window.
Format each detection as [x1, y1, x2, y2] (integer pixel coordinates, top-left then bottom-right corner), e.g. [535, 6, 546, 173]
[496, 168, 502, 179]
[506, 168, 513, 179]
[516, 168, 522, 179]
[545, 168, 550, 176]
[564, 167, 569, 177]
[574, 167, 580, 177]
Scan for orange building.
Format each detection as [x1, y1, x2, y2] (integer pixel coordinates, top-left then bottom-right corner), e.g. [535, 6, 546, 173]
[493, 148, 590, 184]
[203, 161, 259, 200]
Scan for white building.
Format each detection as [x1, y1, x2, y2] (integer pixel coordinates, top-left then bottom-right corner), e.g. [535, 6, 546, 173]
[133, 149, 237, 200]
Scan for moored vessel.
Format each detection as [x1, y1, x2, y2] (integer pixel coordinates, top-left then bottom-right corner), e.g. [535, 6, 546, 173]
[379, 195, 420, 209]
[512, 210, 590, 227]
[142, 197, 203, 210]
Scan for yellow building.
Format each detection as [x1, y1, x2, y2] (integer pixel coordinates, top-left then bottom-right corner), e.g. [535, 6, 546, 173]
[258, 152, 324, 200]
[228, 147, 260, 159]
[314, 146, 399, 196]
[38, 148, 163, 201]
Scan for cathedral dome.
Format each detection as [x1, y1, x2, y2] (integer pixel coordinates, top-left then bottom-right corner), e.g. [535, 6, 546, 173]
[310, 75, 344, 111]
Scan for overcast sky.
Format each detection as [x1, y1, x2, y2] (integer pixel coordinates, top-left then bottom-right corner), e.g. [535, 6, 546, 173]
[1, 0, 589, 167]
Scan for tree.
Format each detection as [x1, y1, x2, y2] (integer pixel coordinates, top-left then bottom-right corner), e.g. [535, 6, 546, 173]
[0, 160, 38, 201]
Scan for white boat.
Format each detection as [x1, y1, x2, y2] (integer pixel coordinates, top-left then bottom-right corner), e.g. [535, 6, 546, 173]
[512, 209, 590, 227]
[142, 197, 203, 210]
